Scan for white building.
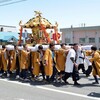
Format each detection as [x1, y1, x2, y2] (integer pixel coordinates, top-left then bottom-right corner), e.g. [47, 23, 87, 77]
[0, 25, 17, 32]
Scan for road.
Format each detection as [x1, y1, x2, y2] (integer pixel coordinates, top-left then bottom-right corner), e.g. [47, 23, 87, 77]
[0, 74, 100, 100]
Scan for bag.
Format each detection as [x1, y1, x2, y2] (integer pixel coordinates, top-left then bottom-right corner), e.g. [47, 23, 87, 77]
[72, 66, 80, 81]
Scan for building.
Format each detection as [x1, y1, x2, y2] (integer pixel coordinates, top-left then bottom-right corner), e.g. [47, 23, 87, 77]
[60, 26, 100, 49]
[0, 32, 19, 45]
[0, 25, 17, 32]
[0, 25, 19, 45]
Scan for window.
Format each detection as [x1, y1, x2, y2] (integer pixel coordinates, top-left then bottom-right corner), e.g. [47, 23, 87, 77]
[99, 37, 100, 43]
[0, 27, 3, 32]
[89, 38, 95, 43]
[79, 38, 85, 43]
[65, 38, 70, 43]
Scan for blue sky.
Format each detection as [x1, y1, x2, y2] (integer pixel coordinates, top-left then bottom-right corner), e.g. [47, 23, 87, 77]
[0, 0, 100, 29]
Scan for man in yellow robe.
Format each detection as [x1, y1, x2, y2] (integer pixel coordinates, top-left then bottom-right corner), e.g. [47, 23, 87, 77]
[32, 50, 40, 78]
[0, 49, 3, 76]
[32, 45, 45, 80]
[31, 50, 35, 78]
[14, 45, 20, 79]
[86, 46, 100, 84]
[1, 45, 8, 76]
[20, 44, 30, 80]
[56, 43, 69, 82]
[44, 43, 55, 83]
[7, 49, 16, 77]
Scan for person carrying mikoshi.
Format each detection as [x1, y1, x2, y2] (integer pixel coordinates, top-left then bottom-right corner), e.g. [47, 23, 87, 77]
[56, 43, 70, 82]
[85, 46, 100, 84]
[32, 45, 45, 81]
[0, 48, 3, 76]
[64, 43, 80, 85]
[1, 45, 8, 76]
[43, 43, 56, 83]
[7, 45, 17, 77]
[77, 45, 86, 74]
[20, 44, 30, 80]
[30, 45, 36, 79]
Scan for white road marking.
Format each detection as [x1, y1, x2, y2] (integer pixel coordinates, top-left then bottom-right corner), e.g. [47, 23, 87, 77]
[0, 79, 99, 100]
[37, 86, 100, 100]
[15, 98, 25, 100]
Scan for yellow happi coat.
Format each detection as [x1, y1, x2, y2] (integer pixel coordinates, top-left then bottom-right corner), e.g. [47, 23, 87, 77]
[9, 50, 16, 72]
[32, 50, 45, 76]
[27, 51, 30, 69]
[44, 48, 54, 76]
[86, 50, 100, 76]
[31, 51, 35, 70]
[1, 49, 8, 71]
[18, 50, 21, 70]
[56, 48, 66, 71]
[20, 50, 29, 70]
[33, 51, 40, 76]
[0, 50, 2, 70]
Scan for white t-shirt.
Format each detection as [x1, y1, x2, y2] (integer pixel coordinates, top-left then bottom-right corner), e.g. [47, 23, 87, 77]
[77, 50, 85, 64]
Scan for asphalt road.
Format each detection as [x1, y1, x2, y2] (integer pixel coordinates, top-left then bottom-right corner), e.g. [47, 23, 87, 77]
[0, 74, 100, 100]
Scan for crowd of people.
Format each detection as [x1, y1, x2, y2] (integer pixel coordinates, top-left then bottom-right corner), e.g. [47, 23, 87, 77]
[0, 43, 100, 85]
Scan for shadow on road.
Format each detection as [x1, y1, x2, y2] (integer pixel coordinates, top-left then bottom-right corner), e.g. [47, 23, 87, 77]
[88, 92, 100, 98]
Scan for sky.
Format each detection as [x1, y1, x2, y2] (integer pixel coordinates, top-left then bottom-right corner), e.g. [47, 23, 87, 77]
[0, 0, 100, 30]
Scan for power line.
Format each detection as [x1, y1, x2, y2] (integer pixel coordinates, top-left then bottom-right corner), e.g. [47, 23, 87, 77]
[0, 0, 27, 7]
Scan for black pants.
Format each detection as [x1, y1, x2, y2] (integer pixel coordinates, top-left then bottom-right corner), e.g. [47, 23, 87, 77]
[64, 67, 80, 82]
[78, 64, 86, 73]
[0, 69, 4, 74]
[40, 61, 45, 80]
[28, 53, 33, 77]
[58, 71, 65, 76]
[16, 56, 20, 76]
[85, 65, 92, 76]
[46, 76, 50, 82]
[73, 66, 80, 81]
[20, 69, 27, 79]
[50, 65, 58, 81]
